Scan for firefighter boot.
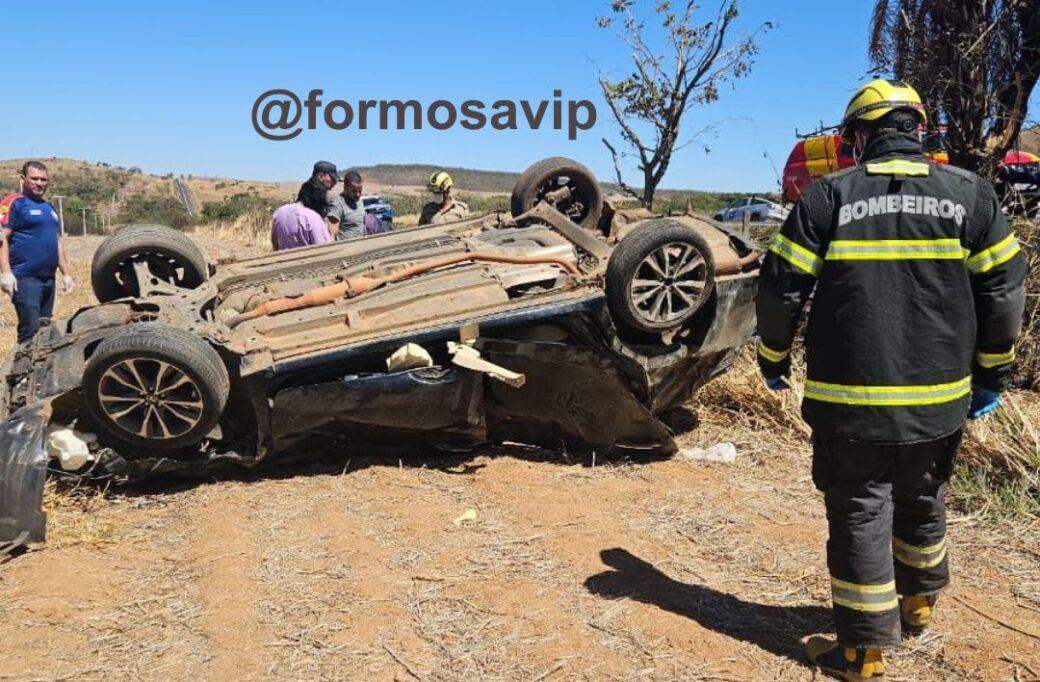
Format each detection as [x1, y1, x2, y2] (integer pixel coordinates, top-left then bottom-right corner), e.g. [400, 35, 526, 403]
[900, 594, 937, 633]
[805, 636, 885, 680]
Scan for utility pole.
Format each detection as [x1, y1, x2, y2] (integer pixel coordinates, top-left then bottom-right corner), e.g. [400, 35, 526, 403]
[81, 207, 87, 236]
[52, 195, 65, 236]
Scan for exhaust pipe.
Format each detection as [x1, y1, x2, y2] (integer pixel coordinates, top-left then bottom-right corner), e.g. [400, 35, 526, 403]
[224, 251, 580, 329]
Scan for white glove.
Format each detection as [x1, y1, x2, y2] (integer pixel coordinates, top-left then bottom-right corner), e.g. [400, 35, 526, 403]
[61, 275, 75, 293]
[0, 272, 16, 297]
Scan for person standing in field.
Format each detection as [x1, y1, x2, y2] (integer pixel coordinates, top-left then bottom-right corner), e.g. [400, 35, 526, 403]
[0, 161, 75, 344]
[296, 160, 339, 220]
[327, 171, 367, 241]
[419, 171, 470, 225]
[756, 80, 1026, 680]
[270, 200, 332, 251]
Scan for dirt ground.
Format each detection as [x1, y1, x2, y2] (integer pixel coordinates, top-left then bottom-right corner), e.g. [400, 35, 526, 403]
[0, 235, 1038, 681]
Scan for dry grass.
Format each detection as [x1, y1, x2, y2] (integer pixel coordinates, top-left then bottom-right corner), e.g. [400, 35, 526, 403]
[1013, 217, 1040, 389]
[691, 346, 1040, 520]
[41, 479, 121, 548]
[205, 213, 276, 253]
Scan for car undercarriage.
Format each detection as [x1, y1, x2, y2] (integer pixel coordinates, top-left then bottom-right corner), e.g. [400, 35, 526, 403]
[0, 157, 760, 551]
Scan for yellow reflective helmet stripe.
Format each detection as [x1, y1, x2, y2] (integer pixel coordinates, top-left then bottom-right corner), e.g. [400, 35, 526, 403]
[831, 577, 898, 613]
[967, 234, 1022, 274]
[428, 171, 453, 191]
[977, 349, 1015, 369]
[843, 79, 927, 126]
[757, 341, 790, 363]
[865, 160, 931, 176]
[769, 234, 823, 276]
[893, 536, 948, 569]
[804, 376, 971, 406]
[826, 238, 964, 261]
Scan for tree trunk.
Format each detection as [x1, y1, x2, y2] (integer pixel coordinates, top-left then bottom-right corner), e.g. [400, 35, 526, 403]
[642, 167, 657, 209]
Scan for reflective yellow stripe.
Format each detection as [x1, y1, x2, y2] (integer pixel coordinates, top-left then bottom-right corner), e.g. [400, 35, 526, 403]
[757, 341, 790, 363]
[833, 596, 901, 612]
[977, 349, 1015, 369]
[892, 537, 946, 555]
[894, 554, 947, 569]
[893, 536, 948, 569]
[831, 578, 896, 594]
[865, 160, 931, 176]
[769, 234, 823, 276]
[804, 376, 971, 406]
[831, 577, 899, 612]
[826, 238, 965, 261]
[967, 234, 1022, 274]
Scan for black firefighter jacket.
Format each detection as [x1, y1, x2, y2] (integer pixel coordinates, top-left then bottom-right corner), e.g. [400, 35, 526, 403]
[756, 134, 1027, 443]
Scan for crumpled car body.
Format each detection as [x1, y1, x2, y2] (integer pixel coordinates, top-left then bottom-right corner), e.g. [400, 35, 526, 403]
[0, 177, 760, 549]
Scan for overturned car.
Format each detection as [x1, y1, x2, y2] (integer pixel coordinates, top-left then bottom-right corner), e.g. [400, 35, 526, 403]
[0, 158, 759, 548]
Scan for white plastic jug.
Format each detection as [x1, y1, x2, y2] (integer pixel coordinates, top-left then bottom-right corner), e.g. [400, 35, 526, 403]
[47, 429, 94, 471]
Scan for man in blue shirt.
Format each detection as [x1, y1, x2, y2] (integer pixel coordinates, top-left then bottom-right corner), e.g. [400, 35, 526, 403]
[0, 161, 74, 343]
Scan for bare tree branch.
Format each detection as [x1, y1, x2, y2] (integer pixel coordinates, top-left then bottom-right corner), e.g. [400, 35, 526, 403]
[597, 0, 772, 207]
[602, 138, 642, 200]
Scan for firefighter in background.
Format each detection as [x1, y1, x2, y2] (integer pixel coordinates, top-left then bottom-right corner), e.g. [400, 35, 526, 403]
[419, 171, 470, 225]
[756, 79, 1026, 680]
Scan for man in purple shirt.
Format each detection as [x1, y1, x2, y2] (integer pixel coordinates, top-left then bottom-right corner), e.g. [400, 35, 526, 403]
[271, 202, 332, 251]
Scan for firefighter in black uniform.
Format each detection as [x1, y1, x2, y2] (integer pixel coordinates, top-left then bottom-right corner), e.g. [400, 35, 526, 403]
[756, 79, 1026, 680]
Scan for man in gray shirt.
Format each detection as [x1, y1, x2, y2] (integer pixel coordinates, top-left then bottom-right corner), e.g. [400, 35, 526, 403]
[327, 171, 367, 240]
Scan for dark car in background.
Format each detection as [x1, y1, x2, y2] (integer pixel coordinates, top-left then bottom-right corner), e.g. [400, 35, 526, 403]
[361, 195, 394, 223]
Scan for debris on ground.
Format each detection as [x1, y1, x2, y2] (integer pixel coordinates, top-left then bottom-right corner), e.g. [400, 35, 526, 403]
[675, 442, 738, 464]
[453, 508, 478, 526]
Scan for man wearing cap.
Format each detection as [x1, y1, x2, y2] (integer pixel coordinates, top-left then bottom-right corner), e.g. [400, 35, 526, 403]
[295, 161, 338, 219]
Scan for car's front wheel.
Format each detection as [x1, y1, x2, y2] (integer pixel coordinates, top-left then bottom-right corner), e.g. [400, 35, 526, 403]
[82, 324, 229, 454]
[606, 219, 715, 335]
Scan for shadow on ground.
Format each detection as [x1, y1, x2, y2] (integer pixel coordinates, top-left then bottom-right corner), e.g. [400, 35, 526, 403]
[584, 547, 830, 665]
[51, 422, 692, 500]
[38, 406, 704, 516]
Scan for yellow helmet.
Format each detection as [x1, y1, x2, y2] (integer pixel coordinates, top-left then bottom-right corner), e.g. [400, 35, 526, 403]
[427, 171, 453, 193]
[842, 79, 927, 139]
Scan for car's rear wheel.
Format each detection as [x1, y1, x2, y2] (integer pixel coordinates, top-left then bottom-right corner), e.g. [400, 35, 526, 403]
[91, 224, 208, 302]
[83, 324, 229, 454]
[606, 219, 715, 335]
[511, 157, 603, 230]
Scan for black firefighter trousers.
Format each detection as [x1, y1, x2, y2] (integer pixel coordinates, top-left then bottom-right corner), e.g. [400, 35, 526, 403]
[812, 429, 961, 648]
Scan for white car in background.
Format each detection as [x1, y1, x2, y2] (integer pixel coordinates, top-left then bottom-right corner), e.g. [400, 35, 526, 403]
[714, 196, 789, 223]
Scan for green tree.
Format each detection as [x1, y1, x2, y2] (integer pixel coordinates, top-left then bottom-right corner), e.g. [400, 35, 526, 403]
[598, 0, 772, 208]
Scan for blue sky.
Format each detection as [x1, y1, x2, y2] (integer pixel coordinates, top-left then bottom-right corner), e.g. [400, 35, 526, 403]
[2, 1, 1031, 192]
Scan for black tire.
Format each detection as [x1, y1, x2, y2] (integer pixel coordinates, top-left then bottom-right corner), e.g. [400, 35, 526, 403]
[82, 323, 229, 454]
[91, 224, 208, 302]
[510, 157, 603, 230]
[606, 219, 715, 335]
